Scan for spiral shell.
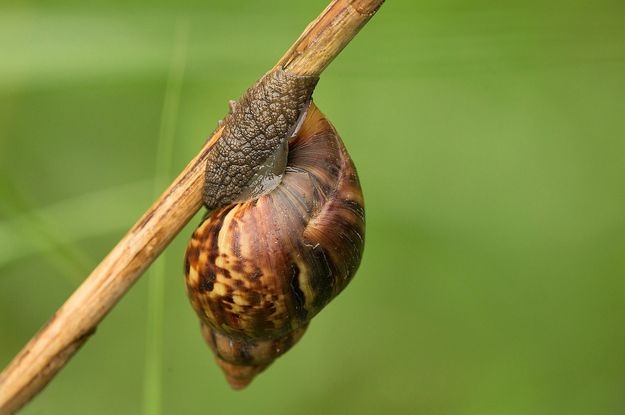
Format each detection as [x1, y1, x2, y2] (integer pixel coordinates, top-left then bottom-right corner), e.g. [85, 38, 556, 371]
[185, 102, 365, 389]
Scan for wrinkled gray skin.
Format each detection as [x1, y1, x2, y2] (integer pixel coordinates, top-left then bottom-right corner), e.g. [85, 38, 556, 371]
[203, 69, 319, 209]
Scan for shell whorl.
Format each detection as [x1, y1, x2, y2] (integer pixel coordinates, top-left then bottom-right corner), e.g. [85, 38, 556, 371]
[186, 102, 365, 388]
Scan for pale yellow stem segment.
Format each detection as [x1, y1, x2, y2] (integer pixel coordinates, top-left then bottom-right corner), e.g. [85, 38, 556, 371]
[0, 1, 384, 413]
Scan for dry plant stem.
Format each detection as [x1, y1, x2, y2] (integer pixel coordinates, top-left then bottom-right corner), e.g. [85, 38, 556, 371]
[276, 0, 384, 75]
[0, 128, 222, 415]
[0, 0, 384, 413]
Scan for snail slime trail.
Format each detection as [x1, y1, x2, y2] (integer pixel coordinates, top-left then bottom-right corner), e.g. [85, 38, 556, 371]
[185, 68, 365, 389]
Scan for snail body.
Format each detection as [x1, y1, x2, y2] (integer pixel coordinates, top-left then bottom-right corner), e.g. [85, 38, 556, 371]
[184, 69, 365, 389]
[203, 69, 318, 208]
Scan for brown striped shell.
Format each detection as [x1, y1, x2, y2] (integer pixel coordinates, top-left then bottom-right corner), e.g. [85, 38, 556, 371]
[184, 103, 365, 389]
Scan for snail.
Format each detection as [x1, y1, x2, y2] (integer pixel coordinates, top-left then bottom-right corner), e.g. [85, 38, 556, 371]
[184, 68, 365, 389]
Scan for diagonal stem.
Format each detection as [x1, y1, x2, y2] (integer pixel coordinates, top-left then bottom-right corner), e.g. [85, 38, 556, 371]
[0, 1, 384, 413]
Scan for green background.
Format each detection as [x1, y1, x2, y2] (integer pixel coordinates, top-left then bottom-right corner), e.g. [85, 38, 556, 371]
[1, 0, 625, 414]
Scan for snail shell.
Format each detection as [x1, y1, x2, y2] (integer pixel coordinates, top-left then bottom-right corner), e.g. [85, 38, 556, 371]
[185, 70, 365, 389]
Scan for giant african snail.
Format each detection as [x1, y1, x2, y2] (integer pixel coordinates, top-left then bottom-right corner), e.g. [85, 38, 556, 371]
[184, 68, 365, 389]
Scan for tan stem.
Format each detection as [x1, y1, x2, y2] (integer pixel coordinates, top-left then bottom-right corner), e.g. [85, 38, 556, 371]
[0, 0, 384, 413]
[276, 0, 384, 76]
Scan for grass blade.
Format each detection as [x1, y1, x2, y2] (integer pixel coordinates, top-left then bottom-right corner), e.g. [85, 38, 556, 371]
[143, 17, 189, 415]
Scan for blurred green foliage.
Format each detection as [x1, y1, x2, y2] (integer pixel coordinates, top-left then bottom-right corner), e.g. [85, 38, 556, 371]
[1, 0, 625, 414]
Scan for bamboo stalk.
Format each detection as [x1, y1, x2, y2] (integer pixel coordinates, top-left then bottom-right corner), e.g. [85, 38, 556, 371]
[0, 0, 384, 413]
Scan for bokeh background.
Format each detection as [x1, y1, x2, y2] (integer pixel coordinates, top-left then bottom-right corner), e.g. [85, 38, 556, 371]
[1, 0, 625, 414]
